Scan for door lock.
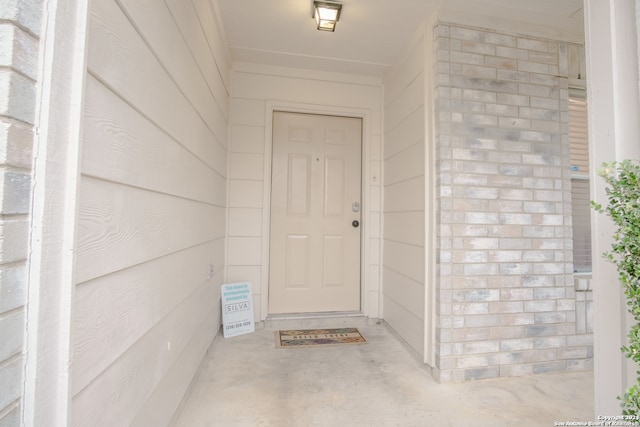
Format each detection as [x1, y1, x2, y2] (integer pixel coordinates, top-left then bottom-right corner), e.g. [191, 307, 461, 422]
[352, 220, 360, 228]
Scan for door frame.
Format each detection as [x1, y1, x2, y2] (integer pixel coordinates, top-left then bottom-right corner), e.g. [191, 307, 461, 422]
[260, 101, 376, 320]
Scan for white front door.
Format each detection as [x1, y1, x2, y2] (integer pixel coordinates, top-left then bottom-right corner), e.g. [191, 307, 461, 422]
[269, 112, 362, 314]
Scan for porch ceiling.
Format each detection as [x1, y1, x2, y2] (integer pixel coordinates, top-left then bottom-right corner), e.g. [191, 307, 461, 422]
[216, 0, 584, 77]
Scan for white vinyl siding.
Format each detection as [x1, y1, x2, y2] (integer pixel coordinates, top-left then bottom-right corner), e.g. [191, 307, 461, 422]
[71, 0, 230, 424]
[382, 33, 426, 357]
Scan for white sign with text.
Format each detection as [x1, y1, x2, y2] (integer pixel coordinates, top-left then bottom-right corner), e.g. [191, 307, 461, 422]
[221, 282, 255, 338]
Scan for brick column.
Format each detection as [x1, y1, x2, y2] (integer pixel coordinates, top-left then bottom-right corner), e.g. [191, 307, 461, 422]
[0, 1, 43, 424]
[433, 22, 592, 382]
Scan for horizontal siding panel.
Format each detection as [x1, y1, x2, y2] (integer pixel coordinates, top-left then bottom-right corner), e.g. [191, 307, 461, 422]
[0, 403, 20, 426]
[227, 265, 263, 321]
[384, 106, 424, 160]
[384, 36, 425, 106]
[189, 0, 231, 90]
[233, 62, 383, 86]
[382, 240, 424, 284]
[83, 76, 226, 205]
[227, 237, 262, 266]
[381, 26, 427, 365]
[384, 71, 424, 132]
[0, 218, 29, 264]
[226, 265, 262, 318]
[229, 153, 264, 181]
[383, 212, 425, 247]
[0, 310, 24, 361]
[88, 0, 227, 172]
[232, 72, 382, 109]
[231, 125, 265, 154]
[0, 264, 26, 313]
[228, 180, 263, 208]
[117, 0, 227, 134]
[165, 0, 230, 120]
[75, 178, 224, 283]
[71, 280, 217, 427]
[228, 208, 262, 237]
[230, 99, 266, 127]
[72, 241, 221, 395]
[0, 357, 22, 410]
[131, 318, 214, 427]
[383, 295, 424, 357]
[384, 142, 424, 186]
[384, 178, 425, 212]
[227, 265, 262, 287]
[369, 134, 382, 162]
[75, 0, 229, 425]
[383, 267, 425, 320]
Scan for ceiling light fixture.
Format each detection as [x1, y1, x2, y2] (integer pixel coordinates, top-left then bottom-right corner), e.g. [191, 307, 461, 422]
[313, 1, 342, 32]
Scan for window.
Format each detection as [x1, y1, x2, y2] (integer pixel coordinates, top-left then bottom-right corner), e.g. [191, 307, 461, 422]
[569, 93, 591, 273]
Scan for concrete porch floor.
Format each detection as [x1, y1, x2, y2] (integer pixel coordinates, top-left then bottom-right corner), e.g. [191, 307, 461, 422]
[171, 317, 594, 426]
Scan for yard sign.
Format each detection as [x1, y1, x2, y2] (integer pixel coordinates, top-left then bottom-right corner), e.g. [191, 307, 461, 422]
[221, 282, 255, 338]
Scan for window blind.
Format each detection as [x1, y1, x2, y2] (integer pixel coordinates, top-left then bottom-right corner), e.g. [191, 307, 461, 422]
[569, 95, 592, 272]
[569, 97, 589, 176]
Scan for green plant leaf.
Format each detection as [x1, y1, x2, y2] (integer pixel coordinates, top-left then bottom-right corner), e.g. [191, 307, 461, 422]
[593, 160, 640, 414]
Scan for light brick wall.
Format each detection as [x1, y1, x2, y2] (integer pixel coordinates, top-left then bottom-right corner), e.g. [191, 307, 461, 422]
[433, 22, 592, 382]
[0, 0, 43, 423]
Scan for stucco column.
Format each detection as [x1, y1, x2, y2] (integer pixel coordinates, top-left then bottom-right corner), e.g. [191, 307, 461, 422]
[584, 0, 640, 417]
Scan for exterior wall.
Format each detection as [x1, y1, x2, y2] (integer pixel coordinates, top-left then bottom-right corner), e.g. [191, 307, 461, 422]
[433, 22, 592, 382]
[227, 64, 383, 320]
[382, 34, 427, 356]
[0, 0, 43, 424]
[71, 0, 230, 425]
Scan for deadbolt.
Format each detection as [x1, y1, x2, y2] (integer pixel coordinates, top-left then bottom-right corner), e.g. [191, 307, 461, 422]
[352, 220, 360, 228]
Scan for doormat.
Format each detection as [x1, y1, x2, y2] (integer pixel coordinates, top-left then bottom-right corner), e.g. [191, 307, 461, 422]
[276, 328, 367, 348]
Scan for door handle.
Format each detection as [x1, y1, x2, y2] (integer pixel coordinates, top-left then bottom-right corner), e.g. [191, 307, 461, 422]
[352, 220, 360, 228]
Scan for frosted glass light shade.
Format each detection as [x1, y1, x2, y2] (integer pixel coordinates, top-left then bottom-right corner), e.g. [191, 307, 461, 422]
[313, 1, 342, 32]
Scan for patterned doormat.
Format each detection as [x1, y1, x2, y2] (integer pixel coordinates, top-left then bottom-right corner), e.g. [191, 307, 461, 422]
[275, 327, 367, 348]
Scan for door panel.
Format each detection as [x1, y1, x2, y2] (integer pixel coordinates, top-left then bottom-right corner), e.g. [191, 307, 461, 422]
[324, 156, 345, 216]
[287, 154, 311, 216]
[322, 235, 344, 287]
[286, 234, 309, 288]
[269, 112, 362, 313]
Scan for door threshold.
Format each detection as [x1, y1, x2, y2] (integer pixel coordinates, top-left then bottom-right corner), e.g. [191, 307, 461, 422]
[264, 311, 370, 330]
[267, 311, 363, 320]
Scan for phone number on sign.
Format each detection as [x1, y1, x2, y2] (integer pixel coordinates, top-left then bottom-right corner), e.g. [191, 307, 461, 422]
[225, 321, 252, 330]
